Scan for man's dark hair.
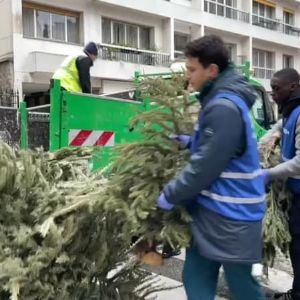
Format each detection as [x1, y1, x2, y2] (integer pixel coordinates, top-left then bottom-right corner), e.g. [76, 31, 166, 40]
[184, 35, 230, 72]
[273, 68, 300, 84]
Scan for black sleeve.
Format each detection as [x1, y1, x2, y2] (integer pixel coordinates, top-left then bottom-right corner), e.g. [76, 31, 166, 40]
[163, 100, 245, 206]
[76, 56, 92, 93]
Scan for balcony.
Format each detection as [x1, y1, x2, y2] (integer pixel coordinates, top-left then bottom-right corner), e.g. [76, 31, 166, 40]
[164, 0, 192, 6]
[174, 50, 185, 59]
[253, 67, 275, 80]
[252, 15, 300, 37]
[204, 0, 250, 23]
[98, 44, 171, 67]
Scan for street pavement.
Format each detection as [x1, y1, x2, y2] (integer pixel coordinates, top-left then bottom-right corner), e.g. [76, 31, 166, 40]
[146, 250, 293, 300]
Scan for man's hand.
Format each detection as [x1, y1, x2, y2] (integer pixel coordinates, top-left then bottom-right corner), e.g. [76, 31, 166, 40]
[157, 193, 174, 211]
[169, 134, 190, 148]
[259, 132, 280, 155]
[261, 169, 271, 185]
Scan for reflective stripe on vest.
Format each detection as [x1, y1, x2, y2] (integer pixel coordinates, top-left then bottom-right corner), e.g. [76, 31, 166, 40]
[200, 190, 265, 204]
[220, 169, 262, 179]
[52, 56, 82, 93]
[195, 92, 266, 221]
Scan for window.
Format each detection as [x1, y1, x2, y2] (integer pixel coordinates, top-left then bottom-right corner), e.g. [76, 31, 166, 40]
[174, 33, 190, 58]
[283, 55, 294, 68]
[203, 0, 244, 21]
[225, 43, 237, 63]
[204, 0, 237, 18]
[102, 18, 111, 44]
[175, 33, 190, 52]
[283, 10, 294, 35]
[102, 18, 152, 50]
[67, 16, 80, 44]
[36, 10, 50, 39]
[23, 7, 35, 38]
[22, 3, 80, 44]
[140, 26, 151, 50]
[253, 1, 275, 19]
[252, 1, 276, 30]
[253, 48, 275, 79]
[52, 13, 65, 41]
[127, 25, 138, 48]
[113, 22, 125, 45]
[283, 10, 294, 25]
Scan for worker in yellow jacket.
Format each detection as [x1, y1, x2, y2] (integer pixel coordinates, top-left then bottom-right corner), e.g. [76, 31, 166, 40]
[52, 42, 98, 93]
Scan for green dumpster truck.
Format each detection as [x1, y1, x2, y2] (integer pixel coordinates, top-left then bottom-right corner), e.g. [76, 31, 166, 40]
[19, 62, 275, 170]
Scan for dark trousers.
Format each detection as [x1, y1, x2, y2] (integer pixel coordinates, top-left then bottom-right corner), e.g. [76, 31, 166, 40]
[290, 234, 300, 299]
[289, 194, 300, 300]
[182, 245, 265, 300]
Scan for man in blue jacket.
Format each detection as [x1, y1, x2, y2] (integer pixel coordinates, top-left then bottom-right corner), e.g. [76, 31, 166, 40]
[157, 35, 266, 300]
[261, 68, 300, 300]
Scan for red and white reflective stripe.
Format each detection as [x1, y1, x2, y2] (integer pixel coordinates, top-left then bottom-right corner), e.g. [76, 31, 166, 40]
[68, 129, 115, 147]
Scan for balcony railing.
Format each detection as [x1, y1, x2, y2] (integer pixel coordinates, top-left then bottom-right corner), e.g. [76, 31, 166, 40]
[204, 0, 250, 23]
[98, 44, 171, 67]
[174, 50, 185, 59]
[253, 67, 275, 80]
[252, 15, 300, 37]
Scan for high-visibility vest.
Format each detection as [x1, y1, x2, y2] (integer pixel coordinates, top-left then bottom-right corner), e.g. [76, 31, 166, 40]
[282, 105, 300, 194]
[192, 93, 266, 221]
[52, 56, 82, 93]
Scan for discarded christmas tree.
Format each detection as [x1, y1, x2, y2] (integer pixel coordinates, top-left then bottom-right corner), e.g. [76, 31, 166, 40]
[0, 144, 166, 300]
[0, 72, 292, 300]
[260, 146, 292, 267]
[106, 74, 292, 268]
[102, 74, 196, 257]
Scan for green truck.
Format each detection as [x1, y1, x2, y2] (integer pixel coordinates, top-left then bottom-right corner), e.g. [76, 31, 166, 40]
[19, 62, 275, 169]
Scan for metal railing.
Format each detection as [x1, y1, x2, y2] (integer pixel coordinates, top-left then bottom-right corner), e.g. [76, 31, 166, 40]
[99, 44, 171, 67]
[20, 103, 50, 150]
[204, 0, 250, 23]
[253, 67, 275, 80]
[0, 106, 19, 147]
[0, 89, 19, 107]
[282, 24, 300, 37]
[252, 15, 280, 31]
[174, 50, 185, 59]
[252, 15, 300, 37]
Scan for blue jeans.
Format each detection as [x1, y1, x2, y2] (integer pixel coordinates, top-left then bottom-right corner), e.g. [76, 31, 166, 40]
[183, 246, 265, 300]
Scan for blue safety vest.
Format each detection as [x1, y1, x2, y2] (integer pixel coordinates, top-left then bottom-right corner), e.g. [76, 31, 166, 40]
[282, 105, 300, 194]
[191, 92, 266, 221]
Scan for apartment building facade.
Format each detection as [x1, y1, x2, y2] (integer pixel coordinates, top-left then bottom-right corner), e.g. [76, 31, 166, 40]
[0, 0, 300, 106]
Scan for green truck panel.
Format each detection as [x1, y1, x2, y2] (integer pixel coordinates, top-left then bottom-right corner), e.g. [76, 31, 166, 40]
[20, 63, 275, 170]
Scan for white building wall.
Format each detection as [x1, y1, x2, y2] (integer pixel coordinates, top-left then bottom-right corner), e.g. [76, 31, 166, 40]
[0, 0, 13, 61]
[162, 18, 175, 59]
[204, 29, 251, 62]
[11, 0, 171, 96]
[2, 0, 300, 95]
[190, 25, 203, 40]
[253, 39, 300, 90]
[101, 80, 132, 94]
[276, 0, 300, 24]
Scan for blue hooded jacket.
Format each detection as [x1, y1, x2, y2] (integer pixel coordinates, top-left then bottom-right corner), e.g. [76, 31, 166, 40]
[163, 66, 264, 263]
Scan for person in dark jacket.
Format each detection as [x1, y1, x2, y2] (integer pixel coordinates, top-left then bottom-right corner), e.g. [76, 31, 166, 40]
[156, 35, 266, 300]
[52, 42, 98, 93]
[262, 68, 300, 300]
